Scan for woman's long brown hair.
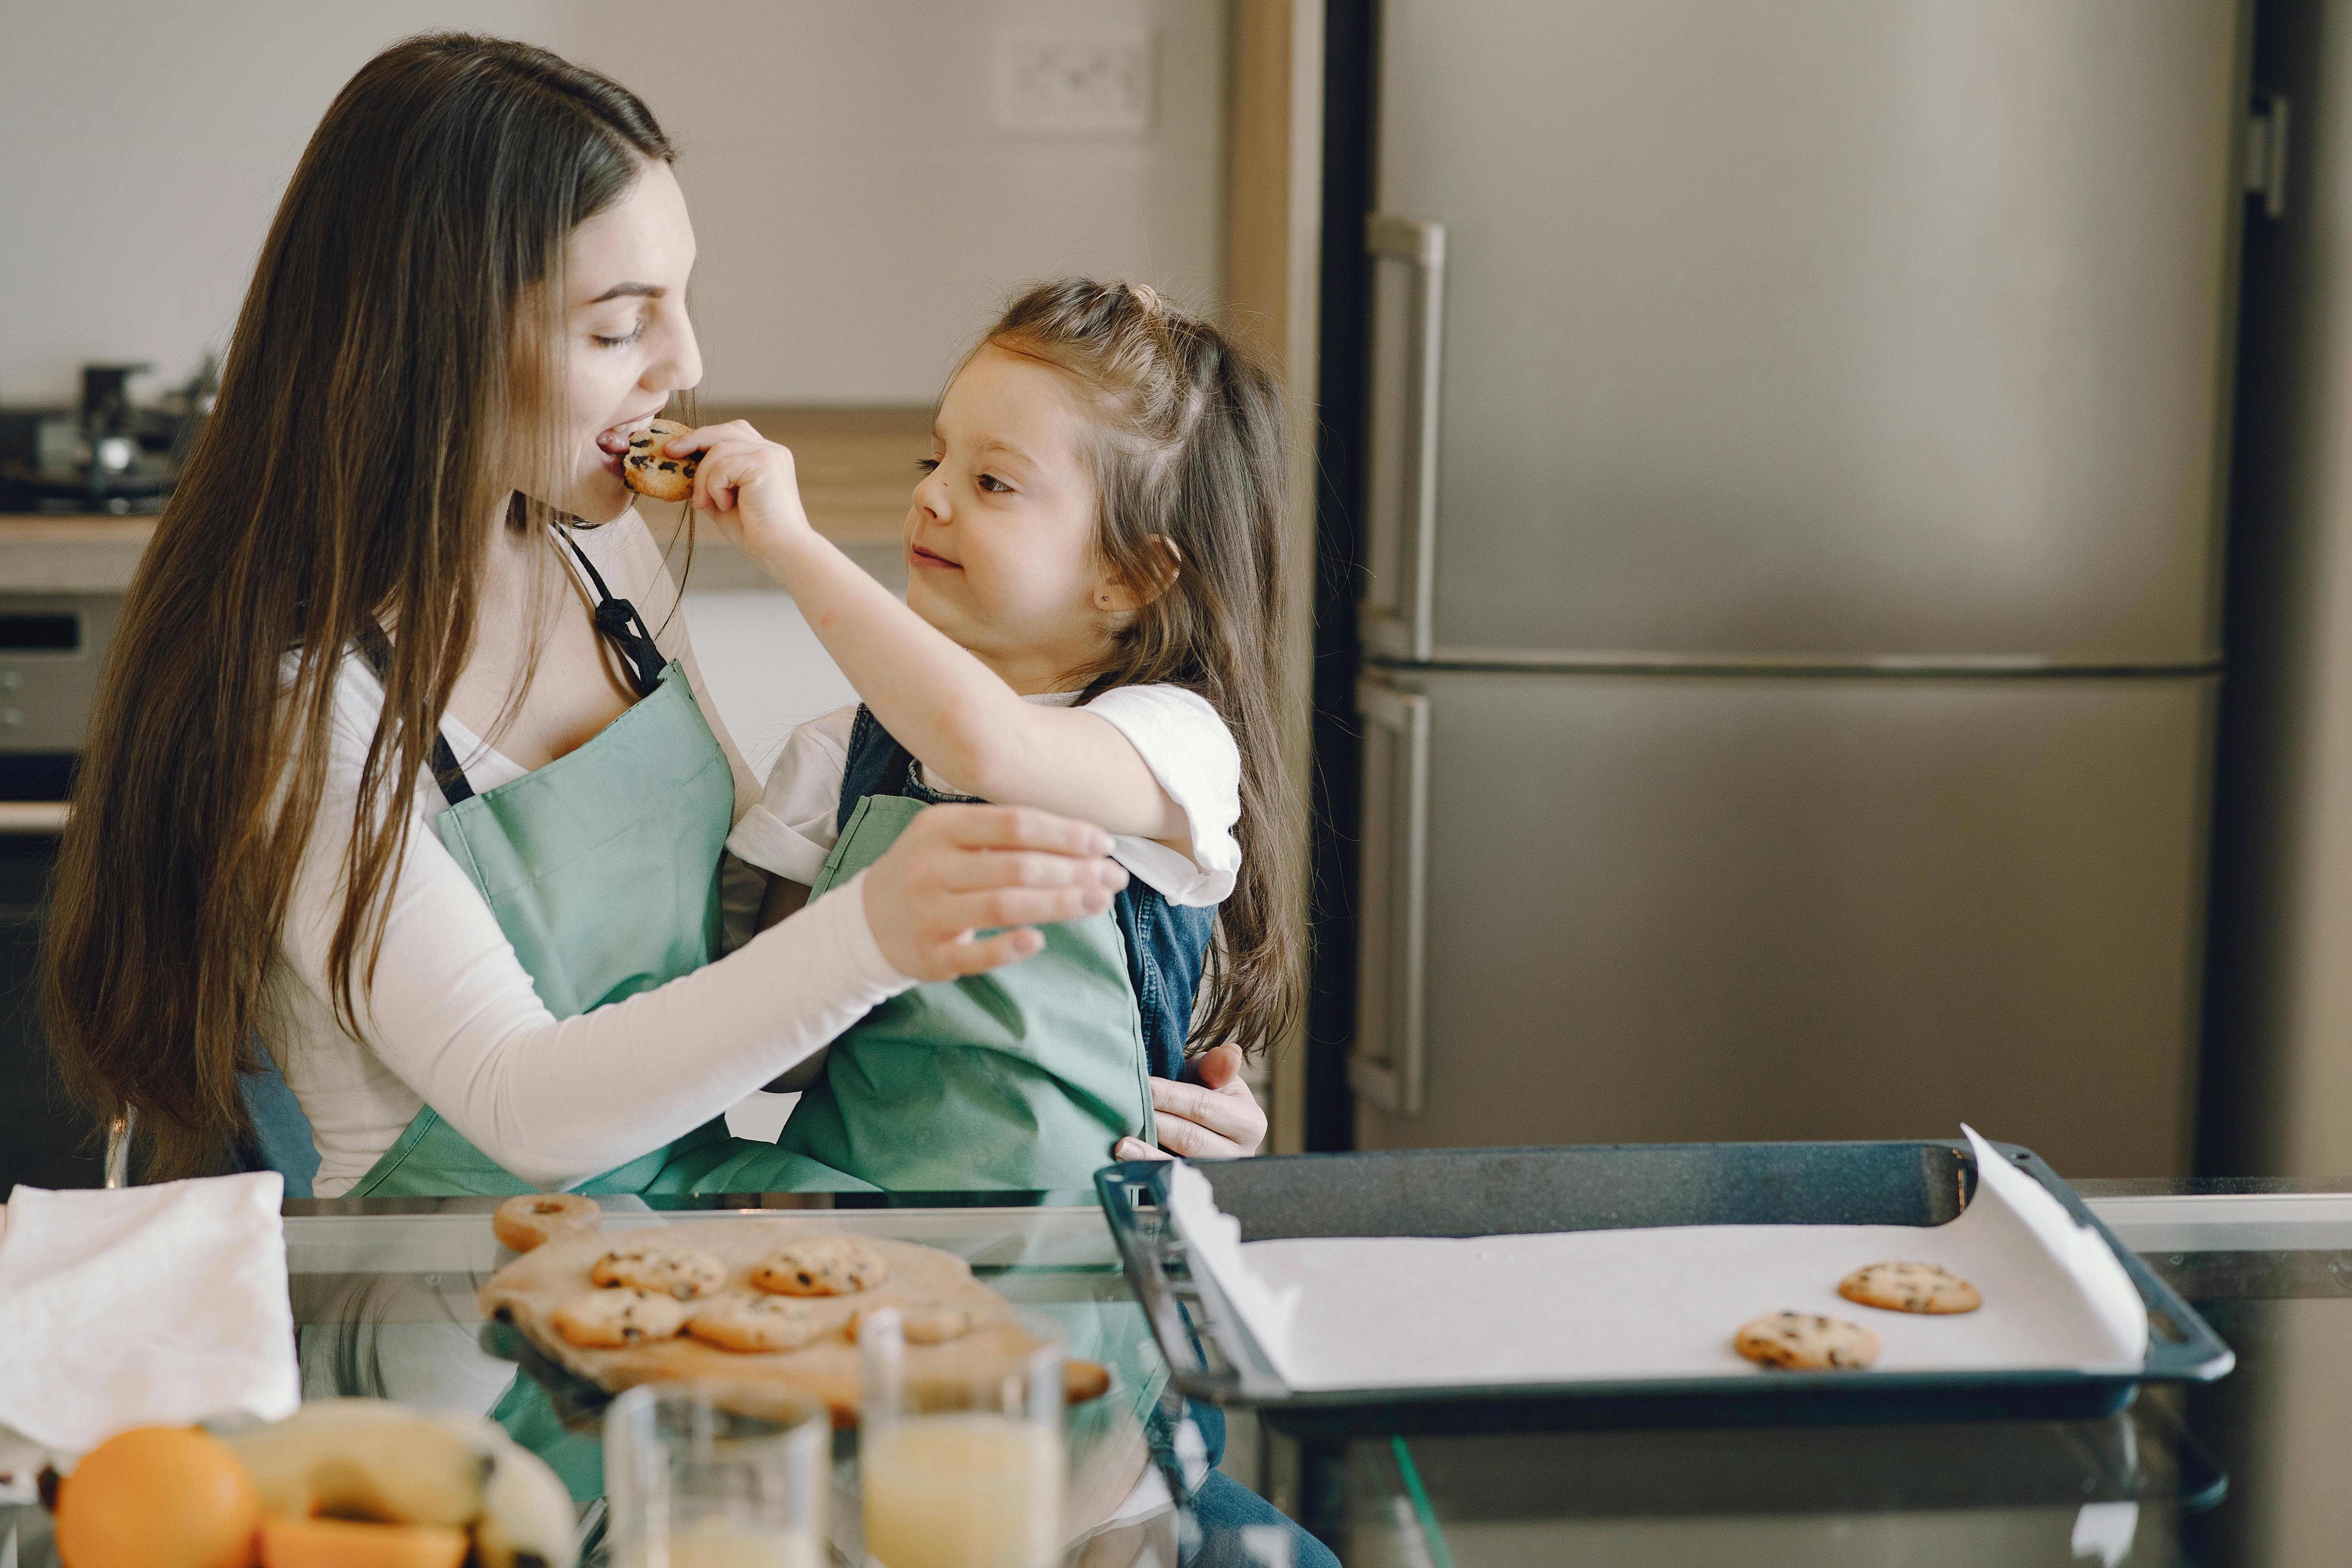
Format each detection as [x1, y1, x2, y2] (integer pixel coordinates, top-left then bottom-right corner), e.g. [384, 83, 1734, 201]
[42, 34, 675, 1182]
[981, 279, 1306, 1060]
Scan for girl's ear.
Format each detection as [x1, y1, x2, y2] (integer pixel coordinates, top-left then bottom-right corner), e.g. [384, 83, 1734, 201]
[1094, 535, 1183, 613]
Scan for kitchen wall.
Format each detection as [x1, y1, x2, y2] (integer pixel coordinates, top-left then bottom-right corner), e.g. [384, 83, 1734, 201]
[0, 0, 1227, 405]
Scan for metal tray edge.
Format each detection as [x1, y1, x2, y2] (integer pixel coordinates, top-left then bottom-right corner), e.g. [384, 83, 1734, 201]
[1097, 1140, 2238, 1421]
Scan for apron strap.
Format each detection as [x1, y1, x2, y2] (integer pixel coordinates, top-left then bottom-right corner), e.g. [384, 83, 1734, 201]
[351, 523, 668, 811]
[352, 621, 476, 808]
[556, 526, 667, 699]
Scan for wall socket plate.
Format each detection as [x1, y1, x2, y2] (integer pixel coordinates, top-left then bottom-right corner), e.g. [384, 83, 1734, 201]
[994, 31, 1154, 136]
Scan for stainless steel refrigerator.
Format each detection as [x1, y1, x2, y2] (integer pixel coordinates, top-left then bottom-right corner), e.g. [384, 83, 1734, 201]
[1319, 0, 2250, 1176]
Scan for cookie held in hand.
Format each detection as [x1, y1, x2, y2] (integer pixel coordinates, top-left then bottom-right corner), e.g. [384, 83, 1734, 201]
[622, 418, 699, 502]
[1838, 1260, 1982, 1315]
[1733, 1311, 1880, 1371]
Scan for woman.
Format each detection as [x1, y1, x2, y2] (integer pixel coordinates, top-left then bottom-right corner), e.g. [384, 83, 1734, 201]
[42, 33, 1264, 1198]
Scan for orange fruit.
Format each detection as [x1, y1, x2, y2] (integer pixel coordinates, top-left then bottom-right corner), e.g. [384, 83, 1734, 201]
[54, 1426, 260, 1568]
[257, 1517, 469, 1568]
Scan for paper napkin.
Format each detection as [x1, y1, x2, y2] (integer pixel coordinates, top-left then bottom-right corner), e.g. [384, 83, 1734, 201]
[0, 1172, 300, 1454]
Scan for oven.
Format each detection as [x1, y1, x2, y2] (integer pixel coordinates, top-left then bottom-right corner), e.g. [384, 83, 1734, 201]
[1, 591, 120, 1194]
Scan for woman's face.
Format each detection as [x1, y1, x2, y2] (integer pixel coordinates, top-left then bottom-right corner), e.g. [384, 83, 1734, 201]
[548, 159, 702, 522]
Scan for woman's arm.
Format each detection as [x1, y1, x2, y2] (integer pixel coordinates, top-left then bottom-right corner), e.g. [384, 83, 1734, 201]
[282, 686, 1123, 1190]
[680, 424, 1191, 847]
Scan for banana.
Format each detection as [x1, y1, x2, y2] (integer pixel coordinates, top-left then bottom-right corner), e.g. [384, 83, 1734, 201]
[223, 1400, 492, 1526]
[472, 1441, 577, 1568]
[219, 1401, 575, 1568]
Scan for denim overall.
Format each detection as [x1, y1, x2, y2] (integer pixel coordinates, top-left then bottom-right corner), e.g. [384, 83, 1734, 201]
[771, 706, 1216, 1190]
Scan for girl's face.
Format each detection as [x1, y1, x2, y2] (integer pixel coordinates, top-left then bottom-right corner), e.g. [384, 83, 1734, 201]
[907, 347, 1134, 690]
[547, 160, 703, 522]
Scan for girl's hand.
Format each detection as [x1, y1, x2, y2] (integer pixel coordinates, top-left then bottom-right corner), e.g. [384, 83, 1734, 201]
[859, 803, 1129, 982]
[1115, 1044, 1267, 1162]
[663, 421, 815, 563]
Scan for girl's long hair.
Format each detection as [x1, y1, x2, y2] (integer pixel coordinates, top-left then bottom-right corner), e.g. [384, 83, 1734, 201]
[42, 34, 674, 1182]
[981, 279, 1305, 1059]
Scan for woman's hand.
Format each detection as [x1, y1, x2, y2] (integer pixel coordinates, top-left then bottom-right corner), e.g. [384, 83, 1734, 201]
[1115, 1043, 1267, 1162]
[665, 420, 813, 564]
[860, 804, 1128, 981]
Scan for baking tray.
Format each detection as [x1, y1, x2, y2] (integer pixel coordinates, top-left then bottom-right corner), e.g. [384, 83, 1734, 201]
[1096, 1140, 2235, 1437]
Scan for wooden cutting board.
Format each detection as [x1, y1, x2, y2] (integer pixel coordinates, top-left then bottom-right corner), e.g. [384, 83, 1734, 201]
[478, 1218, 1109, 1425]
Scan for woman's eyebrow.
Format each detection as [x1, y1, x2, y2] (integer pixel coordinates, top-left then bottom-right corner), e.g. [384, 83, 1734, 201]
[586, 281, 664, 303]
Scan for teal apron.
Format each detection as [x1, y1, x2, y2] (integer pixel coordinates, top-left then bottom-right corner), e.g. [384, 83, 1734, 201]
[345, 539, 865, 1200]
[772, 791, 1157, 1191]
[336, 536, 863, 1501]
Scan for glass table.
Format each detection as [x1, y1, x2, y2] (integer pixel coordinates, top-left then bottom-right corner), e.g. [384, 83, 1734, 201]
[6, 1180, 2350, 1566]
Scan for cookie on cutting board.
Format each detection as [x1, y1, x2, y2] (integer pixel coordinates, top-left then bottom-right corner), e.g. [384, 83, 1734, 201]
[491, 1192, 601, 1253]
[480, 1218, 1109, 1423]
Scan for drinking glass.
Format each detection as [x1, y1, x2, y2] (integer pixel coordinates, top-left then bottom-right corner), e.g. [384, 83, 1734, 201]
[858, 1307, 1069, 1568]
[604, 1380, 830, 1568]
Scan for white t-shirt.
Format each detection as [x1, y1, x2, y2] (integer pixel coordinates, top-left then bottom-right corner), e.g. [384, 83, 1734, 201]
[726, 687, 1242, 907]
[266, 512, 915, 1197]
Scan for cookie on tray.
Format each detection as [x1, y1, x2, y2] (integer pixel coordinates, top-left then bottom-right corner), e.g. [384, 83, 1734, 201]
[553, 1287, 689, 1348]
[590, 1243, 729, 1301]
[687, 1294, 840, 1353]
[492, 1192, 601, 1253]
[1733, 1311, 1880, 1371]
[752, 1237, 890, 1297]
[1838, 1260, 1982, 1316]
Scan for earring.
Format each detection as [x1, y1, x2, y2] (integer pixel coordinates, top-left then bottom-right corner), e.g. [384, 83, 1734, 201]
[1096, 592, 1112, 607]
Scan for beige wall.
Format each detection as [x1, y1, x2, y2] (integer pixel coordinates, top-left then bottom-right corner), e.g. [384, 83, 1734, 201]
[0, 0, 1227, 406]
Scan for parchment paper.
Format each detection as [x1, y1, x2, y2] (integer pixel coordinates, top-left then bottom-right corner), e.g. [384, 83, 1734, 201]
[1169, 1128, 2148, 1393]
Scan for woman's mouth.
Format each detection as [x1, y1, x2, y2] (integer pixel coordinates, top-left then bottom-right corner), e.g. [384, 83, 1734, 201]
[596, 426, 636, 456]
[594, 413, 661, 474]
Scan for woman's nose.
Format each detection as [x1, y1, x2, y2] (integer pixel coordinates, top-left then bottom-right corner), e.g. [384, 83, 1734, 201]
[649, 309, 703, 397]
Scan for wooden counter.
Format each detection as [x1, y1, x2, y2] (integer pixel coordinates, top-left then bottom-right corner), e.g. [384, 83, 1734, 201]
[0, 404, 927, 593]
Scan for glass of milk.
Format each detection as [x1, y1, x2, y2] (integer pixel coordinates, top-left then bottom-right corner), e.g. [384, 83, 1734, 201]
[604, 1380, 830, 1568]
[858, 1307, 1069, 1568]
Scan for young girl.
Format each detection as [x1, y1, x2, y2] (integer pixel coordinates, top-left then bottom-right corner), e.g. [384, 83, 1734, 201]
[678, 278, 1301, 1189]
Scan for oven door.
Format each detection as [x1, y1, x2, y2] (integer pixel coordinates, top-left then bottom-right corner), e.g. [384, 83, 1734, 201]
[1, 592, 116, 1194]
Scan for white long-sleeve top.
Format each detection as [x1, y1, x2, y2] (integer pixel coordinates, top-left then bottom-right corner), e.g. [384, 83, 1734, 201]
[264, 511, 913, 1196]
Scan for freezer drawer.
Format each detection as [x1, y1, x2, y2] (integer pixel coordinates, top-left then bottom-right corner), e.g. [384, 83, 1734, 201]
[1349, 669, 2214, 1176]
[1363, 0, 2243, 662]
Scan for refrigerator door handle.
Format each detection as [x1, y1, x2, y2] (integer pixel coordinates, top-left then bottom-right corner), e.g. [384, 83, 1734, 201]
[1360, 215, 1446, 663]
[1350, 678, 1432, 1115]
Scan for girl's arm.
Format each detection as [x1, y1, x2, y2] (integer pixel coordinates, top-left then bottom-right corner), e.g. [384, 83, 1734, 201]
[681, 423, 1192, 847]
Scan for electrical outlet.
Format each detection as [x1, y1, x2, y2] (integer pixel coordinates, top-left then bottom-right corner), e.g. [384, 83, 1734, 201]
[994, 32, 1153, 135]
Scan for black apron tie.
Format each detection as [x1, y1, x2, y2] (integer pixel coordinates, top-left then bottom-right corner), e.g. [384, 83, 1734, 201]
[354, 523, 671, 809]
[561, 529, 668, 700]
